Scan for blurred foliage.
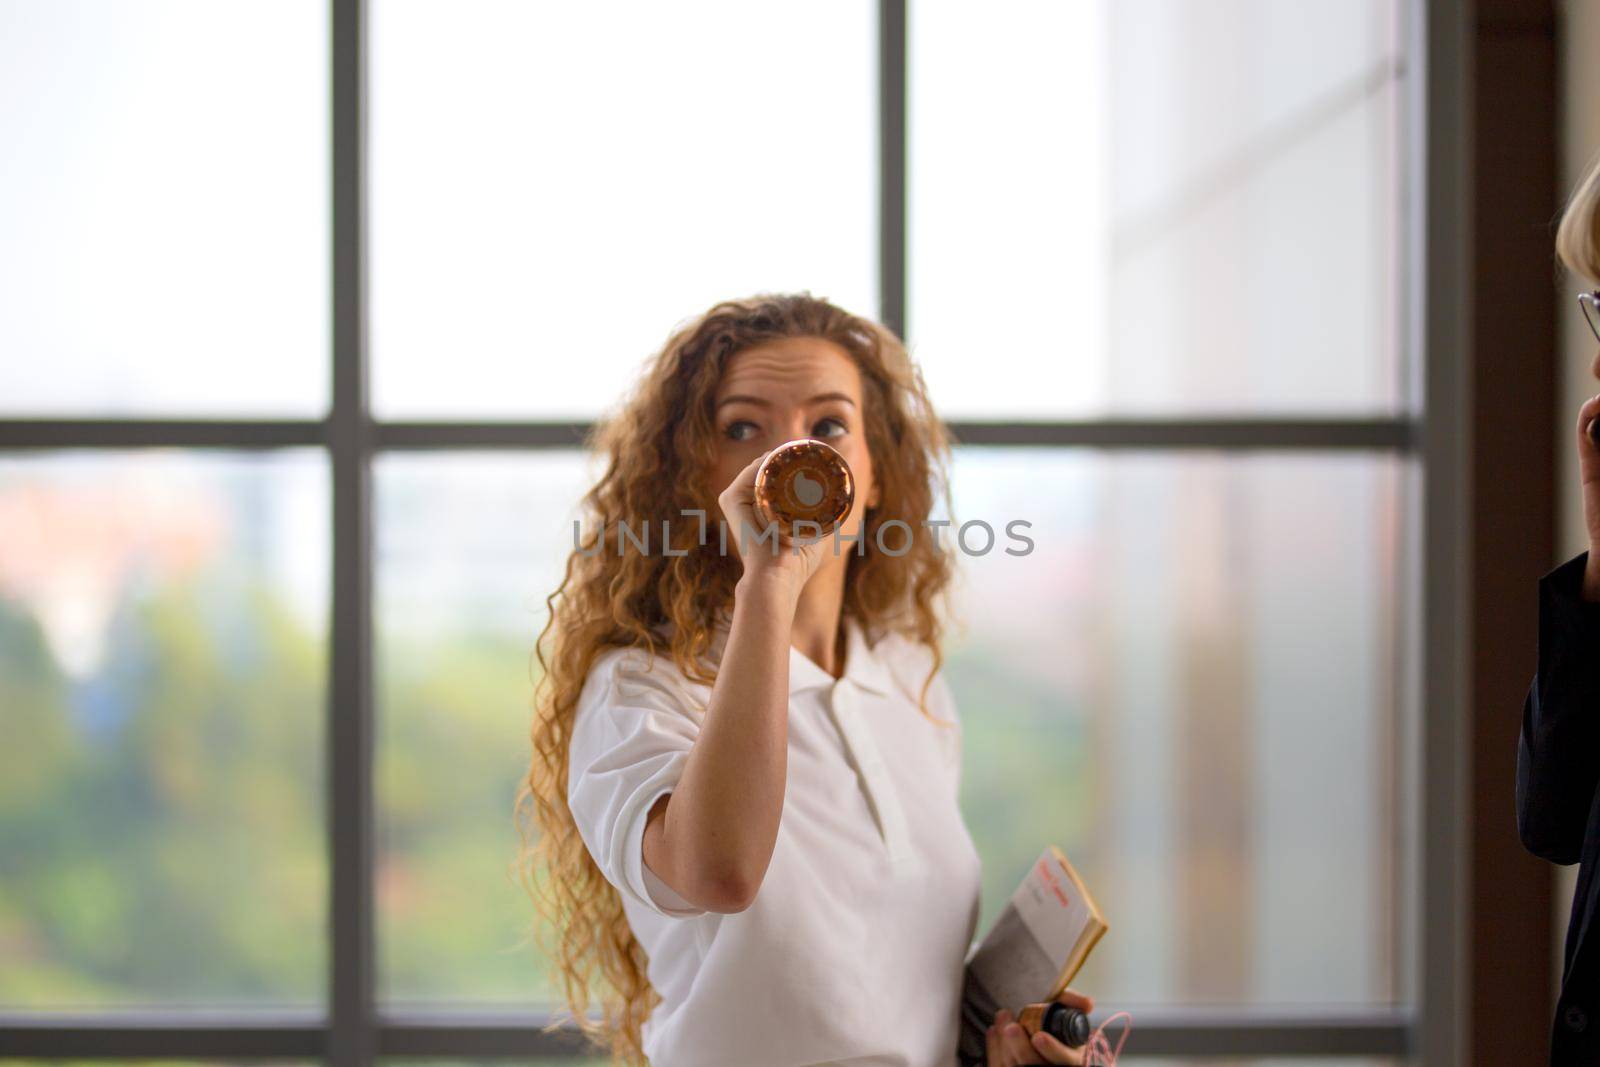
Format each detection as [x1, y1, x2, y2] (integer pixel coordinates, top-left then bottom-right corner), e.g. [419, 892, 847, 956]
[0, 571, 326, 1006]
[0, 1062, 610, 1067]
[942, 644, 1094, 943]
[0, 1062, 312, 1067]
[1, 565, 1092, 1013]
[376, 625, 561, 1003]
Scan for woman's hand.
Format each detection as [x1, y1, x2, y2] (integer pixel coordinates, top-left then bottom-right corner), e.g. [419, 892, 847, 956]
[718, 449, 837, 597]
[1579, 393, 1600, 601]
[984, 989, 1096, 1067]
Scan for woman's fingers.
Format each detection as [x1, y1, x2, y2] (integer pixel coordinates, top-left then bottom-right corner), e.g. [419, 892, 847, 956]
[1579, 395, 1600, 552]
[988, 1008, 1028, 1067]
[985, 1013, 1006, 1066]
[1054, 987, 1095, 1014]
[989, 1000, 1105, 1065]
[991, 1009, 1043, 1066]
[718, 452, 768, 519]
[719, 451, 783, 567]
[1579, 393, 1600, 449]
[1029, 1026, 1086, 1065]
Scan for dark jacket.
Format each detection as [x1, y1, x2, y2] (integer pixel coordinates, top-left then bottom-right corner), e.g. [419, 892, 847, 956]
[1517, 549, 1600, 1065]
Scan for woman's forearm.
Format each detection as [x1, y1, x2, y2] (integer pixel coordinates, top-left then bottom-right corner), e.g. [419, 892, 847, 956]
[646, 572, 799, 910]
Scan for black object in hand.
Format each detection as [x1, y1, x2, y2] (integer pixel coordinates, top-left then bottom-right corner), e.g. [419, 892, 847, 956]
[1589, 417, 1600, 446]
[1036, 1003, 1092, 1048]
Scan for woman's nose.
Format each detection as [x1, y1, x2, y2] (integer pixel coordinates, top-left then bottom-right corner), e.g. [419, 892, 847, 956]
[776, 413, 811, 442]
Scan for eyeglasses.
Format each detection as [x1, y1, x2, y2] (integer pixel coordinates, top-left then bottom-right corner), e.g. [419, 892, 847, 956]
[1582, 290, 1600, 344]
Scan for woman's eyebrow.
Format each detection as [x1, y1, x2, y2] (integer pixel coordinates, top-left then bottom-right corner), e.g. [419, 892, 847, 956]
[715, 391, 858, 410]
[715, 393, 770, 410]
[807, 391, 857, 408]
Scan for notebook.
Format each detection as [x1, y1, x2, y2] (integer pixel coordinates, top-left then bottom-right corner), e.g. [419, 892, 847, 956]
[956, 845, 1108, 1063]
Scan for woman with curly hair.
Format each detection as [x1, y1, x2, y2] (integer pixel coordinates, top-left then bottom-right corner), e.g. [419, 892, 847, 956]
[516, 292, 1095, 1066]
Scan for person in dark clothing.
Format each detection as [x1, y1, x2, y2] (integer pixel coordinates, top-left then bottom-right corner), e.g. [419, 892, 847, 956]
[1517, 550, 1600, 1063]
[1516, 149, 1600, 1066]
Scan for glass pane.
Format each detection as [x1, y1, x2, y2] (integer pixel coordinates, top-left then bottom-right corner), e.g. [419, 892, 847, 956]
[369, 0, 877, 419]
[0, 450, 329, 1008]
[909, 0, 1404, 417]
[376, 452, 596, 1004]
[2, 1063, 314, 1067]
[943, 448, 1404, 1006]
[0, 2, 330, 416]
[375, 445, 1404, 1012]
[379, 1062, 611, 1067]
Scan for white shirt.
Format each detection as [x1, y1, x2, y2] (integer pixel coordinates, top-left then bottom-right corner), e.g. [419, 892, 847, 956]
[566, 613, 983, 1067]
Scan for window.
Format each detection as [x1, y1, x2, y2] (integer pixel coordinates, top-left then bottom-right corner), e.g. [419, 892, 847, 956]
[0, 1, 329, 417]
[0, 452, 329, 1008]
[368, 0, 876, 419]
[1, 0, 1447, 1062]
[907, 2, 1403, 418]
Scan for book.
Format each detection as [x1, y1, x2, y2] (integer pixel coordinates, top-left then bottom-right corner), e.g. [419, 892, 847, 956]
[955, 845, 1108, 1064]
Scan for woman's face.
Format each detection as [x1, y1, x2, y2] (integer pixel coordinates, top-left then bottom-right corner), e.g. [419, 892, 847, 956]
[711, 336, 880, 547]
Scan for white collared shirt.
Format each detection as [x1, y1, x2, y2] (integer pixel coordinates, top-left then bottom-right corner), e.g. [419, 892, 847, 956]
[566, 614, 983, 1067]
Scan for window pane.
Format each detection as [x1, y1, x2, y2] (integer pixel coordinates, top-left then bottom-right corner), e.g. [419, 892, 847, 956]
[379, 1062, 611, 1067]
[0, 450, 329, 1008]
[376, 452, 595, 1004]
[909, 0, 1404, 417]
[375, 445, 1405, 1011]
[0, 2, 330, 416]
[944, 448, 1405, 1005]
[2, 1063, 314, 1067]
[369, 0, 877, 419]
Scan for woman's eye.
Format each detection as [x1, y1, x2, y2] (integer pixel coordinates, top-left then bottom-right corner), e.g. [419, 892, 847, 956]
[724, 420, 759, 442]
[812, 416, 848, 438]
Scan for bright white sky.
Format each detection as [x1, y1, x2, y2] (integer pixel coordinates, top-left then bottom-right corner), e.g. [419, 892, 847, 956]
[0, 0, 1400, 421]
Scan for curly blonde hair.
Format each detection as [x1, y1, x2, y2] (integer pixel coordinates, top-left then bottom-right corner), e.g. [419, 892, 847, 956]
[513, 291, 959, 1063]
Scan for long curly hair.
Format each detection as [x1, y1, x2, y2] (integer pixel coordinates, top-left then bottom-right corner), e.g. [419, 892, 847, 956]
[513, 291, 958, 1064]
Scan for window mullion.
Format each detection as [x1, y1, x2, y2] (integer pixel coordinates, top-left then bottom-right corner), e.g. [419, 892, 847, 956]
[329, 0, 375, 1065]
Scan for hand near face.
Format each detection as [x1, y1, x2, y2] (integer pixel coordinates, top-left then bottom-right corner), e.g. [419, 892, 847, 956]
[718, 448, 839, 596]
[1579, 392, 1600, 600]
[1580, 393, 1600, 545]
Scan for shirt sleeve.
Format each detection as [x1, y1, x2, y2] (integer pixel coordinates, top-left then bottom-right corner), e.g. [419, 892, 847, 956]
[1516, 550, 1600, 864]
[567, 646, 711, 918]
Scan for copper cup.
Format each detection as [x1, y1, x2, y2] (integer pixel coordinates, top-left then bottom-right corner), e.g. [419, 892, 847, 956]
[752, 438, 855, 540]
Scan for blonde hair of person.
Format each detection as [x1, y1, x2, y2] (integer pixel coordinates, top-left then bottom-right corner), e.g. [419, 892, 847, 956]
[514, 292, 960, 1064]
[1557, 151, 1600, 282]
